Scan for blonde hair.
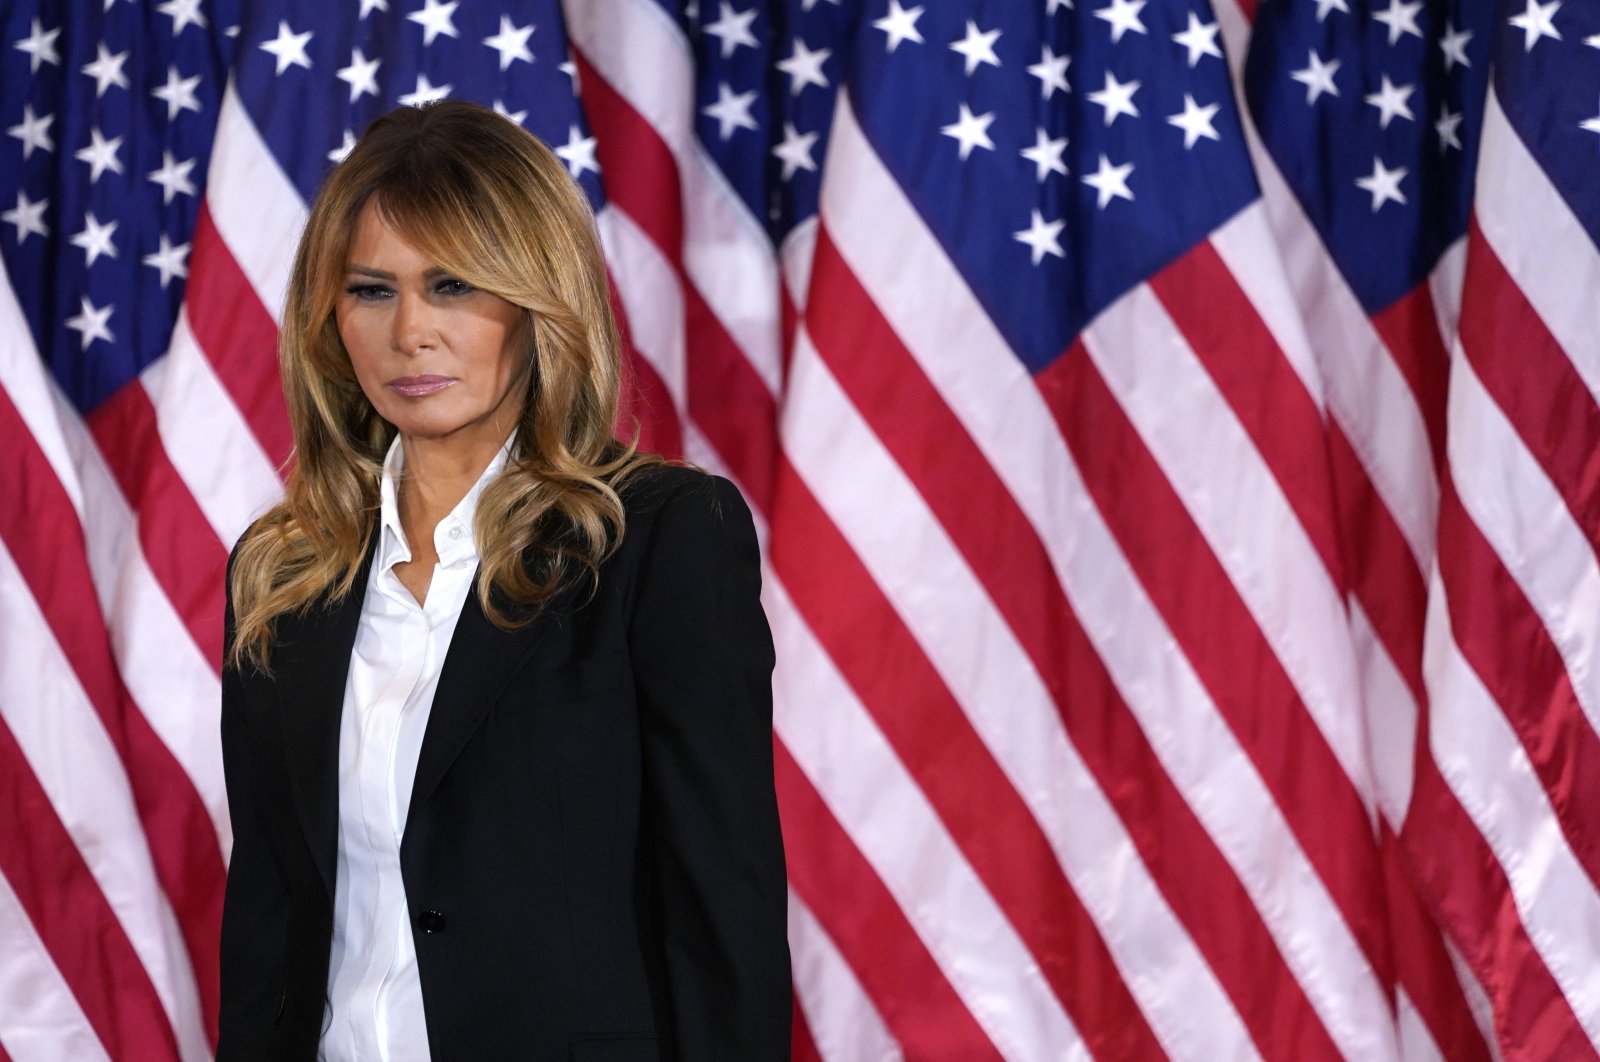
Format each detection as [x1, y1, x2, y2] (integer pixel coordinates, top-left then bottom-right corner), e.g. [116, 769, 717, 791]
[229, 100, 655, 672]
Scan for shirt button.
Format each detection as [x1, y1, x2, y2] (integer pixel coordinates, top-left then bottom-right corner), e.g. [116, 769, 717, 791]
[449, 526, 463, 540]
[416, 909, 447, 934]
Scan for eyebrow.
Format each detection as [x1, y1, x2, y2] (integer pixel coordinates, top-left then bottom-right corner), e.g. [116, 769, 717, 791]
[343, 264, 453, 281]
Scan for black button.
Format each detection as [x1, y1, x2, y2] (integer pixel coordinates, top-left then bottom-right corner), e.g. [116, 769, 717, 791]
[416, 909, 447, 934]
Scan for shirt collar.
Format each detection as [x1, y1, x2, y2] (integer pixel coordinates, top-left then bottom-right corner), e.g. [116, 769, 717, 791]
[377, 432, 516, 573]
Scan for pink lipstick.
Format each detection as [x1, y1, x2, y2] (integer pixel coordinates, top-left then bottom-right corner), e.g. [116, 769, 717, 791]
[388, 375, 456, 397]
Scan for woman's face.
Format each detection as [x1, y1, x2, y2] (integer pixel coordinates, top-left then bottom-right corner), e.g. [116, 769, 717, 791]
[336, 201, 528, 448]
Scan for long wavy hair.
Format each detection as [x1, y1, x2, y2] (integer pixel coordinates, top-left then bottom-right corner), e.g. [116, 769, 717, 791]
[229, 100, 655, 672]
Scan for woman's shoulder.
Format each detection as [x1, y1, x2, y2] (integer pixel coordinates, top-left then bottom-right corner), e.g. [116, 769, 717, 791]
[615, 461, 746, 523]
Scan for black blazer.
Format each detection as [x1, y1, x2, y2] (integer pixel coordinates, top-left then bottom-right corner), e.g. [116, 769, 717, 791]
[218, 467, 791, 1061]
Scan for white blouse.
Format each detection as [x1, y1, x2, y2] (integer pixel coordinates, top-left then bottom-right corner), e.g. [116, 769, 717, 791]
[320, 435, 510, 1062]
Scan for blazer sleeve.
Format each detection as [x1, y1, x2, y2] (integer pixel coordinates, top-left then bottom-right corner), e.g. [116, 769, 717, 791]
[216, 565, 292, 1059]
[627, 474, 791, 1060]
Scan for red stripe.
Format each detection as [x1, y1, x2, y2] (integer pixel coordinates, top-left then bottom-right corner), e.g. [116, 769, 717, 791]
[1459, 219, 1600, 564]
[577, 49, 777, 510]
[1381, 826, 1492, 1062]
[789, 991, 822, 1062]
[1369, 284, 1450, 478]
[83, 381, 228, 671]
[1404, 753, 1597, 1060]
[1327, 424, 1429, 702]
[0, 388, 224, 1045]
[1434, 478, 1600, 887]
[1150, 240, 1345, 584]
[769, 456, 1167, 1057]
[1036, 339, 1398, 995]
[774, 742, 1002, 1060]
[184, 206, 293, 473]
[805, 229, 1343, 1057]
[0, 717, 180, 1061]
[606, 265, 684, 459]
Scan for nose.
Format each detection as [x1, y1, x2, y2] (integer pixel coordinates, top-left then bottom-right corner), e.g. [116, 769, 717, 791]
[391, 293, 437, 355]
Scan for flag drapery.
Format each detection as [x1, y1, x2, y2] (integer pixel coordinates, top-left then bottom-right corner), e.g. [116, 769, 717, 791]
[3, 0, 1598, 1057]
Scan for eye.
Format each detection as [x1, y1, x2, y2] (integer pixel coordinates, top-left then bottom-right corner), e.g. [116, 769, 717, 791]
[434, 277, 473, 297]
[344, 283, 392, 302]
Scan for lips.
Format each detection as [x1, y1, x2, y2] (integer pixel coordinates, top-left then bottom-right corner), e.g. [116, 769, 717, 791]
[387, 375, 456, 397]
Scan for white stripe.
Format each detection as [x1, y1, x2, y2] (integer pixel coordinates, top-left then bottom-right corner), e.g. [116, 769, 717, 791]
[788, 888, 902, 1062]
[46, 383, 231, 854]
[1215, 0, 1437, 574]
[1208, 203, 1326, 410]
[141, 310, 282, 549]
[1441, 932, 1501, 1061]
[1351, 597, 1417, 827]
[1475, 88, 1600, 403]
[1447, 354, 1600, 741]
[568, 0, 782, 397]
[781, 216, 819, 311]
[597, 205, 687, 412]
[0, 539, 209, 1062]
[782, 329, 1256, 1060]
[208, 83, 308, 325]
[1423, 584, 1600, 1042]
[820, 92, 1399, 1060]
[0, 871, 112, 1062]
[766, 578, 1085, 1062]
[1085, 286, 1376, 810]
[1397, 989, 1446, 1062]
[1428, 238, 1468, 348]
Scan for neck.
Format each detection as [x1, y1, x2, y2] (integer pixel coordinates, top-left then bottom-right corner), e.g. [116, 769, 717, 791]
[395, 429, 508, 543]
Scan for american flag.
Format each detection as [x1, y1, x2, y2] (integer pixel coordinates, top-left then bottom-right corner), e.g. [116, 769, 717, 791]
[3, 0, 1598, 1055]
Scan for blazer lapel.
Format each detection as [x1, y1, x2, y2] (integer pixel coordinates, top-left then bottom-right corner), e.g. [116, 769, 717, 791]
[276, 550, 374, 899]
[406, 584, 558, 825]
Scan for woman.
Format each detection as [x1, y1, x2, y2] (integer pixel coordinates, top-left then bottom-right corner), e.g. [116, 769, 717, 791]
[219, 100, 790, 1061]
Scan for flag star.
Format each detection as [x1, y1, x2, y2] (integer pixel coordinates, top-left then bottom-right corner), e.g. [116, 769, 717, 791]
[874, 1, 924, 52]
[328, 130, 357, 163]
[560, 58, 578, 83]
[484, 15, 534, 70]
[771, 121, 819, 180]
[1508, 0, 1561, 51]
[777, 38, 831, 95]
[1436, 105, 1463, 152]
[1356, 156, 1407, 211]
[1314, 0, 1349, 21]
[494, 100, 528, 126]
[1082, 153, 1134, 208]
[802, 0, 842, 8]
[1588, 32, 1600, 49]
[359, 0, 389, 16]
[2, 191, 48, 245]
[1172, 12, 1222, 66]
[66, 296, 115, 350]
[408, 0, 459, 46]
[82, 43, 131, 97]
[260, 21, 312, 74]
[704, 3, 759, 58]
[151, 65, 202, 121]
[1047, 0, 1073, 12]
[75, 127, 124, 183]
[1020, 127, 1069, 181]
[1364, 75, 1415, 129]
[1087, 70, 1140, 126]
[143, 233, 190, 288]
[1168, 94, 1221, 148]
[398, 73, 451, 106]
[702, 81, 758, 140]
[1026, 43, 1070, 98]
[14, 18, 61, 73]
[555, 124, 599, 178]
[7, 105, 54, 159]
[1014, 210, 1065, 266]
[147, 150, 197, 204]
[940, 102, 996, 160]
[1094, 0, 1148, 43]
[1290, 50, 1341, 104]
[1581, 97, 1600, 139]
[950, 20, 1001, 75]
[337, 48, 381, 102]
[71, 211, 119, 267]
[157, 0, 206, 35]
[1439, 22, 1472, 69]
[1371, 0, 1424, 44]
